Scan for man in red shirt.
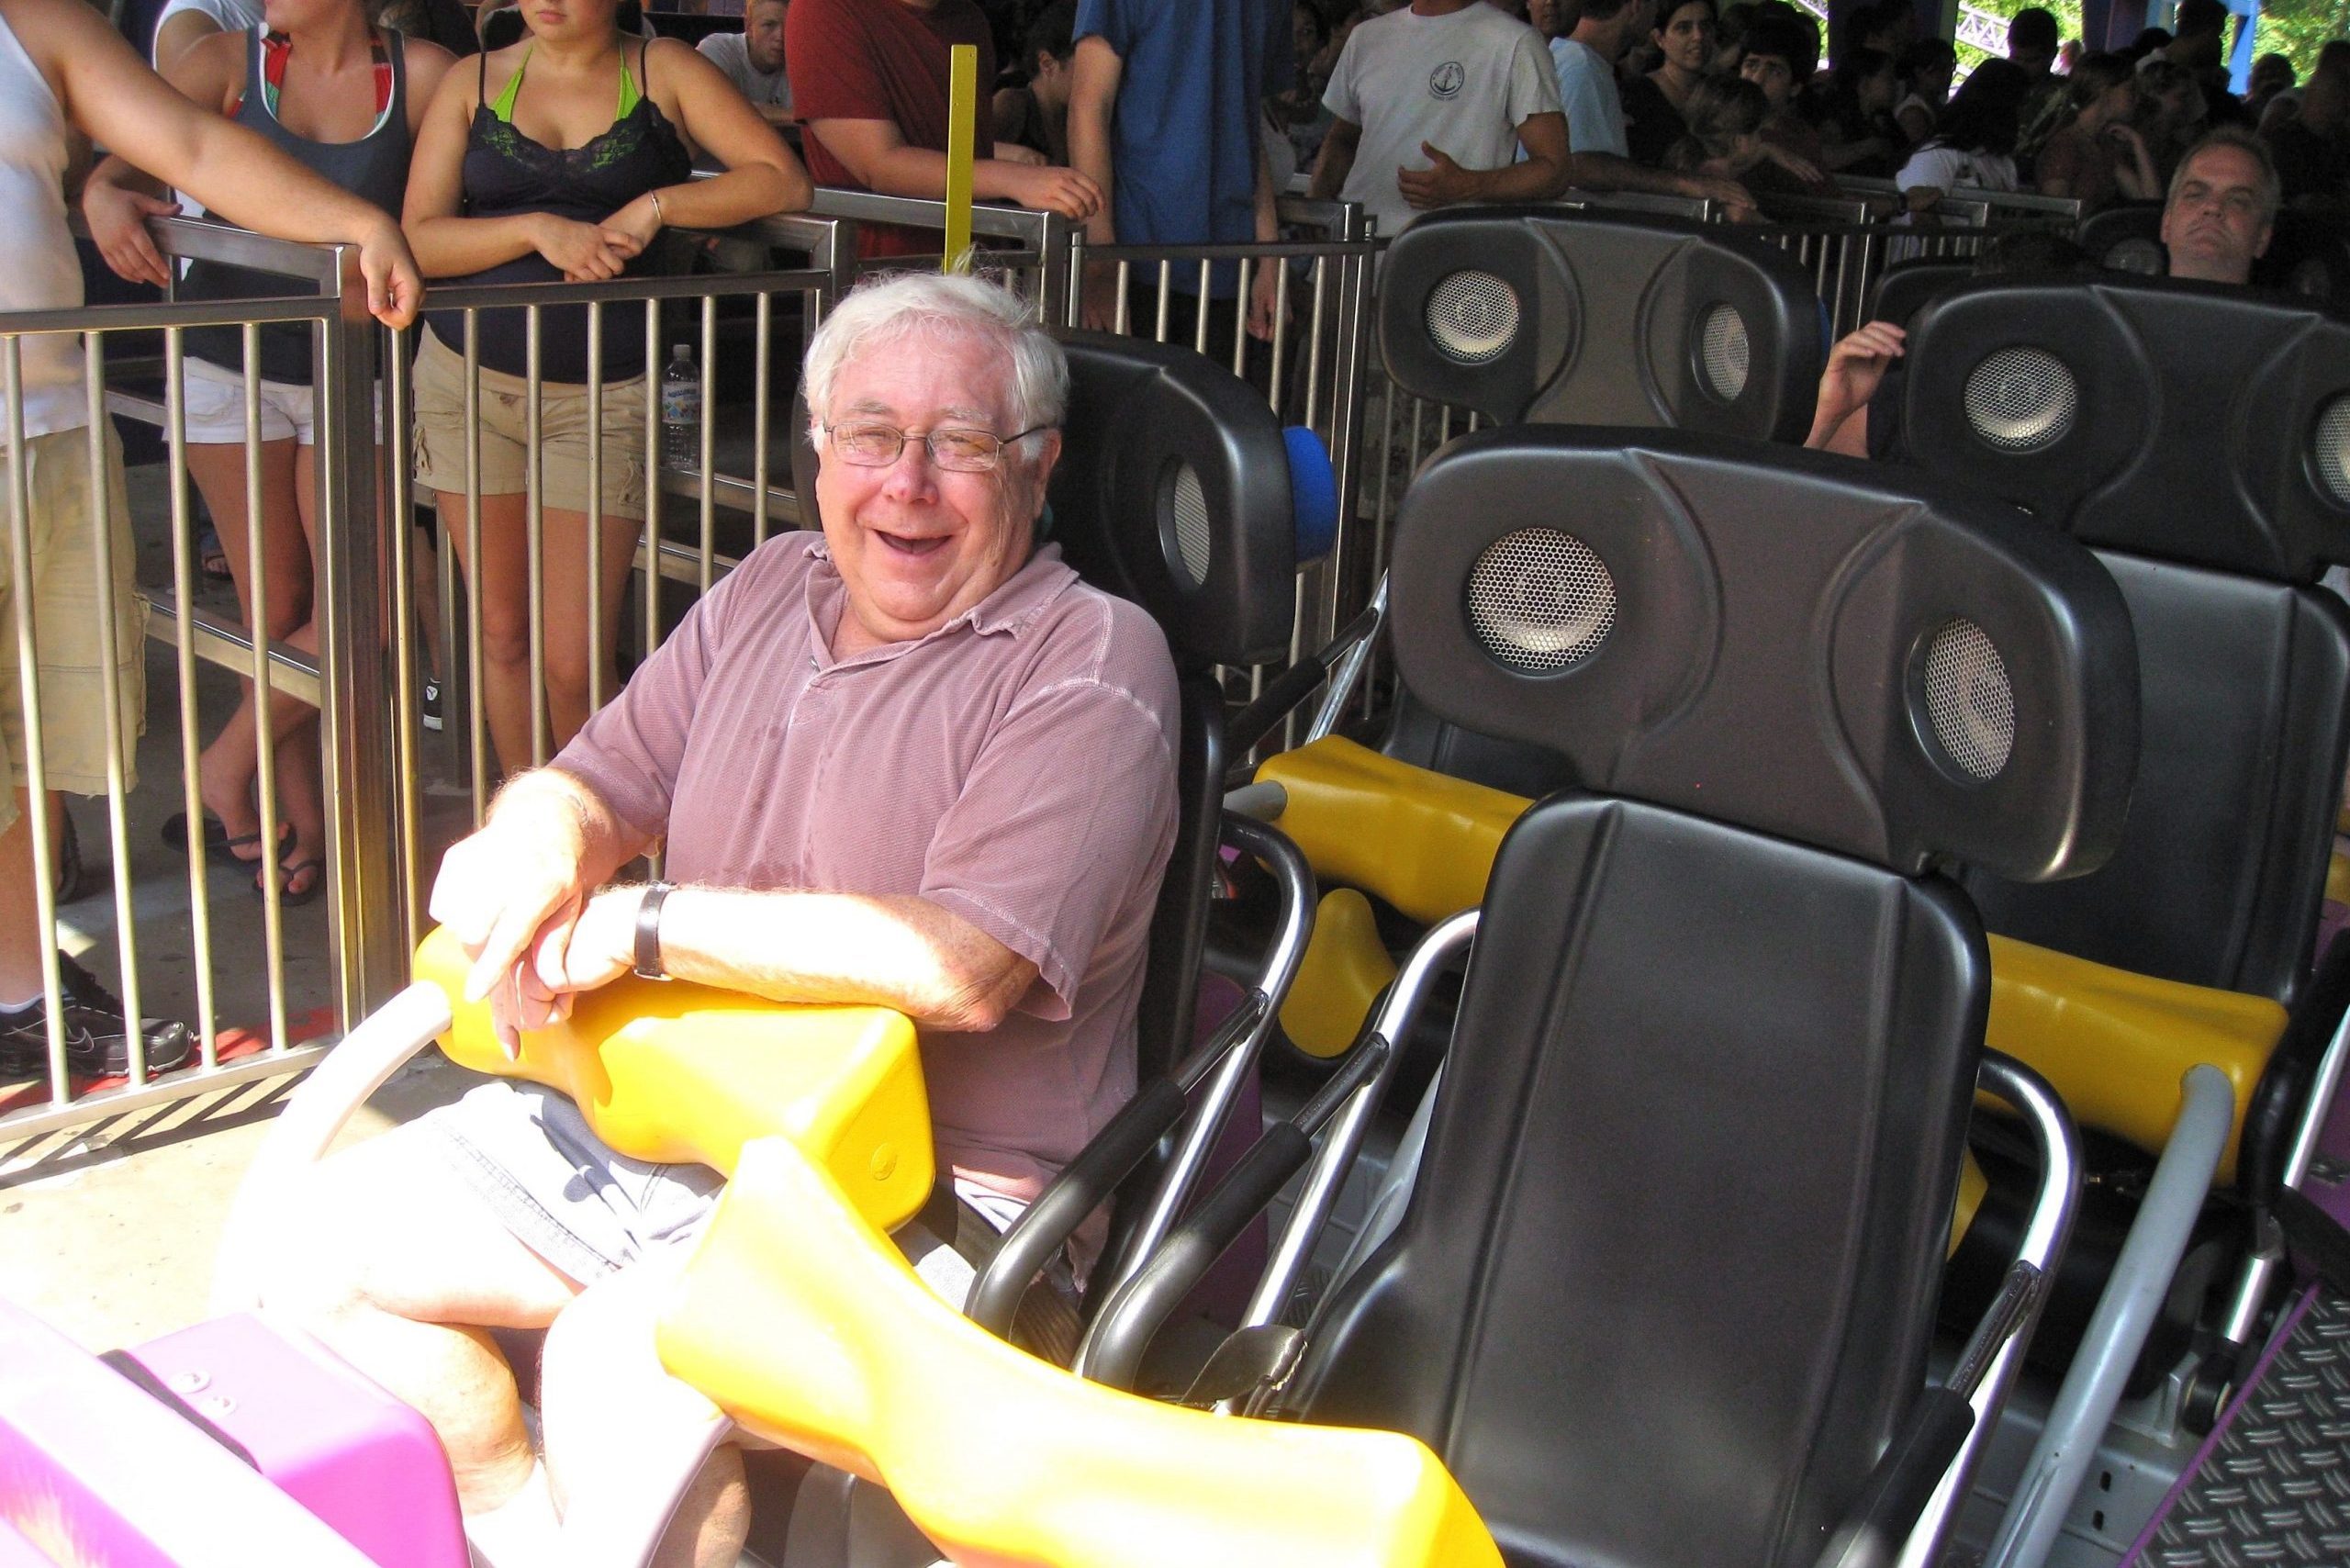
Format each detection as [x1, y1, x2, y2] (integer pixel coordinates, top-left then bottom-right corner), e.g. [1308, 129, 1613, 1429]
[789, 0, 1101, 256]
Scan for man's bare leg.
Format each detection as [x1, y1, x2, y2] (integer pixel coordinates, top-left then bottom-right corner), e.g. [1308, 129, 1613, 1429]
[257, 1126, 581, 1511]
[540, 1250, 750, 1568]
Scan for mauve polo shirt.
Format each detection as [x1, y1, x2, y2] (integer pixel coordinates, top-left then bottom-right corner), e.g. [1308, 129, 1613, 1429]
[554, 530, 1181, 1209]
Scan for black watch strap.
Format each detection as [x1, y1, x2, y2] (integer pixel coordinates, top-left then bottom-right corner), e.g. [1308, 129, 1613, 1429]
[632, 882, 676, 981]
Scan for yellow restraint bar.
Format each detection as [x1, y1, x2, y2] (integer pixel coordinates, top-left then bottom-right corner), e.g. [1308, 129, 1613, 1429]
[415, 926, 1502, 1565]
[660, 1135, 1504, 1568]
[412, 926, 934, 1231]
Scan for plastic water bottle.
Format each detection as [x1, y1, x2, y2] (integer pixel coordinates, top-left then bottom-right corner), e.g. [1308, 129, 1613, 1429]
[661, 343, 699, 468]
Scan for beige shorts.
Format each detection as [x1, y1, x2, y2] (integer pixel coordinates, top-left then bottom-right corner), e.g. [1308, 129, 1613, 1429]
[0, 424, 147, 832]
[409, 328, 649, 521]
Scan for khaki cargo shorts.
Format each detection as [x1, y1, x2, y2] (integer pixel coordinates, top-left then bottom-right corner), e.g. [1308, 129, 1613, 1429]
[0, 422, 147, 833]
[409, 328, 649, 521]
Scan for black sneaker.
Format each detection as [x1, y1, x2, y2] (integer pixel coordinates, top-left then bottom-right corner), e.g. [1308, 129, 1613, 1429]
[420, 677, 443, 733]
[0, 955, 194, 1079]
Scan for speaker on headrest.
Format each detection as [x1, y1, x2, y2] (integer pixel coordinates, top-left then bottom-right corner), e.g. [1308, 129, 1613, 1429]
[1387, 428, 2139, 881]
[789, 330, 1296, 671]
[1903, 275, 2350, 582]
[1377, 207, 1823, 441]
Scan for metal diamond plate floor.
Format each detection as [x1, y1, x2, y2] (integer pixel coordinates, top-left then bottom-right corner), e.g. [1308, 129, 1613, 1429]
[2145, 1287, 2350, 1566]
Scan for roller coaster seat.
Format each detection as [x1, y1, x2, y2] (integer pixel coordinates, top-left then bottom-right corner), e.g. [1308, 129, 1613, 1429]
[1902, 276, 2350, 1016]
[2076, 201, 2350, 304]
[1377, 206, 1826, 439]
[1269, 428, 2134, 1568]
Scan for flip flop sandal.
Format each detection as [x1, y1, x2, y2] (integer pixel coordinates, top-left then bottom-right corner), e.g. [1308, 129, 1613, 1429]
[162, 810, 287, 862]
[257, 856, 326, 907]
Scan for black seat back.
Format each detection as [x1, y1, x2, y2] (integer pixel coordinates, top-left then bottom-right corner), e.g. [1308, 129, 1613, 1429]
[1378, 207, 1826, 439]
[1902, 276, 2350, 1003]
[791, 329, 1297, 1078]
[1866, 257, 1973, 329]
[1288, 430, 2135, 1568]
[2074, 201, 2167, 276]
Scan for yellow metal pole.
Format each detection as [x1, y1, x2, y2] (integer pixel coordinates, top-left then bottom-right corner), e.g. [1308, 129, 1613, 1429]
[945, 43, 977, 273]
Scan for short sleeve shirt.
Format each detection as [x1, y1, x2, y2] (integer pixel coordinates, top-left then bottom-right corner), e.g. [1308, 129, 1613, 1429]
[1323, 2, 1561, 241]
[1550, 36, 1626, 157]
[697, 30, 790, 112]
[553, 532, 1181, 1205]
[1072, 0, 1292, 294]
[787, 0, 996, 257]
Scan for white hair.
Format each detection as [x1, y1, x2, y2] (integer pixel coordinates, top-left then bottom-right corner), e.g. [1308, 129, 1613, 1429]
[801, 272, 1068, 459]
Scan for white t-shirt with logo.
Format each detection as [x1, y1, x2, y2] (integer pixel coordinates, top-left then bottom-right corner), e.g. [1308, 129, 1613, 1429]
[1323, 2, 1561, 241]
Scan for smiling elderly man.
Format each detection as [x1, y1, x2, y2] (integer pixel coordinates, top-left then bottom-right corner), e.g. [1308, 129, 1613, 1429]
[260, 273, 1181, 1568]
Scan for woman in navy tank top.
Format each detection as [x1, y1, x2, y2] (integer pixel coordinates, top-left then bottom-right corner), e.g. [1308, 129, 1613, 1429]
[402, 0, 808, 779]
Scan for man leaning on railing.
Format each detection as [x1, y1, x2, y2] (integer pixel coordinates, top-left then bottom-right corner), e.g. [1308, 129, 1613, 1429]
[0, 0, 420, 1083]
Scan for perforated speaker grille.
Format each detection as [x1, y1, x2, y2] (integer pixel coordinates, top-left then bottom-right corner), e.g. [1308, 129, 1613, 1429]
[1922, 619, 2015, 781]
[1467, 529, 1617, 673]
[1427, 271, 1521, 365]
[2107, 236, 2165, 275]
[2315, 397, 2350, 508]
[1170, 464, 1211, 587]
[1697, 302, 1751, 402]
[1964, 347, 2077, 453]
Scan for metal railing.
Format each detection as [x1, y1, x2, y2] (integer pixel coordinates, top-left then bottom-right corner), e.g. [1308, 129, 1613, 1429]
[0, 215, 844, 1139]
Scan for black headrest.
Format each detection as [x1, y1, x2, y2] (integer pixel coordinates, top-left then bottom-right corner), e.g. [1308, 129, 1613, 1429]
[1865, 258, 1972, 330]
[2262, 211, 2350, 307]
[1902, 274, 2350, 582]
[2074, 202, 2167, 276]
[1387, 428, 2139, 880]
[789, 330, 1296, 670]
[1377, 206, 1825, 442]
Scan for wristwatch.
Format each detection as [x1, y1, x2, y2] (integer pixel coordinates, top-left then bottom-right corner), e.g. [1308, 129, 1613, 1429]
[633, 882, 676, 981]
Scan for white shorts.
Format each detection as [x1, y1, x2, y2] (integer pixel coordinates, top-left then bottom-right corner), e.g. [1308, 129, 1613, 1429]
[179, 356, 381, 446]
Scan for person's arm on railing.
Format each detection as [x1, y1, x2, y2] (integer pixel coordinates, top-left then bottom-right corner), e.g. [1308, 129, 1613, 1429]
[79, 26, 241, 288]
[1067, 31, 1122, 330]
[400, 60, 635, 282]
[1247, 136, 1283, 340]
[1561, 146, 1760, 216]
[26, 0, 419, 325]
[806, 117, 1102, 222]
[599, 38, 810, 254]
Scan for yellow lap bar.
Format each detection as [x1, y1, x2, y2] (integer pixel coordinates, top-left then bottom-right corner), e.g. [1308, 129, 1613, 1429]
[662, 1136, 1504, 1568]
[1257, 737, 1529, 925]
[412, 926, 934, 1233]
[1984, 934, 2287, 1183]
[1281, 887, 1401, 1058]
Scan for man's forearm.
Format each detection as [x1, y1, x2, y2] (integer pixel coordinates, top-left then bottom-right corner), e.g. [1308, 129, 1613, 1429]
[1308, 136, 1353, 202]
[656, 887, 1035, 1033]
[492, 767, 643, 895]
[1561, 151, 1689, 197]
[176, 117, 401, 248]
[1459, 154, 1567, 204]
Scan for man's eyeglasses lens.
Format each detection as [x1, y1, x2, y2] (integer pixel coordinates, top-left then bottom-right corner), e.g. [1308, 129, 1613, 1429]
[830, 423, 1014, 472]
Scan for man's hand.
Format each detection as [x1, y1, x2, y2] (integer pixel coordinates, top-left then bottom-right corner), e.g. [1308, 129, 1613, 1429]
[1686, 173, 1761, 220]
[1397, 142, 1476, 210]
[356, 218, 425, 330]
[428, 815, 592, 1025]
[1247, 254, 1286, 342]
[504, 885, 640, 1038]
[84, 180, 179, 289]
[998, 162, 1103, 220]
[994, 141, 1046, 167]
[1757, 143, 1823, 186]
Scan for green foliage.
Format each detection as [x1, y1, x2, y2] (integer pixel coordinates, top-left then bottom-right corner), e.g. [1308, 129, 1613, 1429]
[2255, 0, 2350, 82]
[1954, 0, 2087, 76]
